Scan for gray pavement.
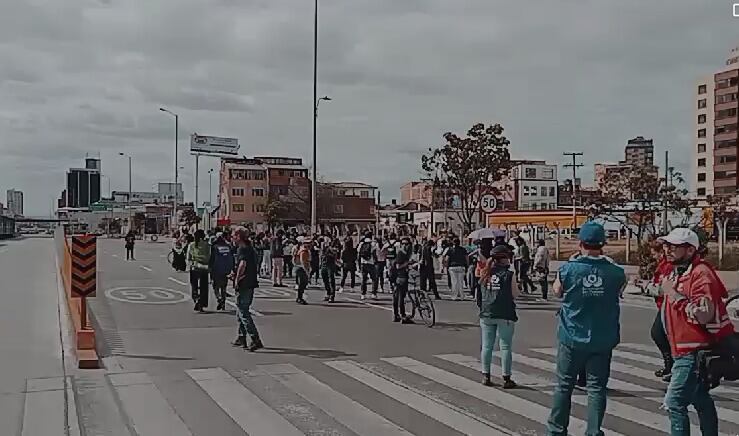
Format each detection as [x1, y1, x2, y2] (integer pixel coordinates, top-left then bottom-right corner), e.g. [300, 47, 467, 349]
[6, 236, 739, 435]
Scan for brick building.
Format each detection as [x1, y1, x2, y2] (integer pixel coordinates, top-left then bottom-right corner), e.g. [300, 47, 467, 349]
[317, 182, 377, 234]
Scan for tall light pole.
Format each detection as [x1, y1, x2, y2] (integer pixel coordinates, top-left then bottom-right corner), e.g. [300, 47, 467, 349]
[563, 152, 584, 229]
[118, 153, 132, 230]
[208, 168, 214, 208]
[160, 107, 179, 231]
[313, 95, 331, 233]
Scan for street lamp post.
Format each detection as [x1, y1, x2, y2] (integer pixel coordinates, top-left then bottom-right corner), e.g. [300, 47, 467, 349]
[118, 153, 132, 230]
[312, 95, 331, 233]
[208, 168, 214, 208]
[160, 107, 179, 231]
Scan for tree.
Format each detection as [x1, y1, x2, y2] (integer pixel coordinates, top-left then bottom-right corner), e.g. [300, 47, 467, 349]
[421, 122, 511, 234]
[180, 208, 201, 227]
[263, 196, 287, 231]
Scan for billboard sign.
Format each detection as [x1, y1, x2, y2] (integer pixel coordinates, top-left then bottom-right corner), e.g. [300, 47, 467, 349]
[190, 134, 240, 155]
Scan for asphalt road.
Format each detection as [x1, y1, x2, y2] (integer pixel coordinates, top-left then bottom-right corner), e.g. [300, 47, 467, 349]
[6, 236, 739, 435]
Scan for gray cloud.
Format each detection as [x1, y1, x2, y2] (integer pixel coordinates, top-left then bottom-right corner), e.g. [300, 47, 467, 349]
[0, 0, 737, 214]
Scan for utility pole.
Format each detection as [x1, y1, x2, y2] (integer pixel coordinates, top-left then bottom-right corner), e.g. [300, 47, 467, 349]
[563, 152, 584, 229]
[663, 150, 669, 234]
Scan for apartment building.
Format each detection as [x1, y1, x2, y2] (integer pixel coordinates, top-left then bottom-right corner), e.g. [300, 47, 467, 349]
[694, 47, 739, 199]
[510, 161, 558, 211]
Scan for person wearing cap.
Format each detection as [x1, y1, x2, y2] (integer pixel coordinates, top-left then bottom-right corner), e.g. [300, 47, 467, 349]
[209, 232, 234, 311]
[293, 238, 312, 305]
[232, 229, 263, 351]
[478, 244, 520, 389]
[654, 227, 733, 436]
[547, 221, 626, 436]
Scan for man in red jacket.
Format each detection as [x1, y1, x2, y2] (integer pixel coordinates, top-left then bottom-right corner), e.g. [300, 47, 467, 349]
[658, 228, 733, 436]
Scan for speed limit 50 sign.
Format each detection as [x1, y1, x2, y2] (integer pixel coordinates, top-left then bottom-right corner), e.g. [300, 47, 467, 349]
[480, 194, 498, 213]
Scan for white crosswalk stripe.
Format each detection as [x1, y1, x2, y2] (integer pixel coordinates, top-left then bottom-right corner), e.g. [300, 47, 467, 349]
[41, 345, 739, 435]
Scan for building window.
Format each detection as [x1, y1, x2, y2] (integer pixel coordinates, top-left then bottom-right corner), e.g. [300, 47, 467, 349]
[531, 203, 538, 211]
[251, 188, 264, 197]
[334, 204, 344, 214]
[525, 168, 537, 178]
[716, 186, 737, 194]
[540, 187, 547, 196]
[698, 173, 706, 182]
[360, 190, 369, 198]
[257, 204, 265, 213]
[697, 188, 706, 196]
[719, 155, 738, 164]
[549, 186, 556, 197]
[232, 203, 244, 212]
[698, 99, 707, 109]
[698, 143, 706, 153]
[549, 203, 557, 210]
[717, 108, 738, 120]
[698, 158, 706, 167]
[231, 188, 244, 197]
[717, 139, 738, 149]
[522, 186, 529, 197]
[698, 129, 706, 138]
[698, 84, 707, 94]
[715, 170, 737, 179]
[542, 168, 554, 179]
[230, 169, 245, 180]
[698, 114, 706, 124]
[716, 124, 738, 134]
[541, 203, 548, 210]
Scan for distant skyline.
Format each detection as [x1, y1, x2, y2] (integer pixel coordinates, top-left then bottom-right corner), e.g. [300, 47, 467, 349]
[1, 1, 738, 215]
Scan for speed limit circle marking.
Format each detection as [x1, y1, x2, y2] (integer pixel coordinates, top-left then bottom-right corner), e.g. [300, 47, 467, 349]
[106, 287, 190, 304]
[480, 194, 498, 213]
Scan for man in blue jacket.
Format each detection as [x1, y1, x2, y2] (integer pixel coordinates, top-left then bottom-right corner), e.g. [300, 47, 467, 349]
[210, 232, 234, 311]
[547, 222, 626, 436]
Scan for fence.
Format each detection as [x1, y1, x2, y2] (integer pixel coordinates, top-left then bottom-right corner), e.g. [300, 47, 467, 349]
[54, 227, 99, 369]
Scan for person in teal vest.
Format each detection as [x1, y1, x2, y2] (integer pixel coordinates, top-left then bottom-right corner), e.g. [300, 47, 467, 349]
[546, 221, 626, 436]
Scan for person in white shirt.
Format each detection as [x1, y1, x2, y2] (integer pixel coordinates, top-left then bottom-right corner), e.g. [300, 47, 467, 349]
[508, 230, 521, 280]
[533, 239, 551, 300]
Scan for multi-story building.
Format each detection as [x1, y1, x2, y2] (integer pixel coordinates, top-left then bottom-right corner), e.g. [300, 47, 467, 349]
[623, 136, 655, 166]
[257, 156, 311, 224]
[317, 182, 377, 233]
[157, 183, 184, 204]
[400, 178, 515, 211]
[218, 157, 269, 226]
[64, 157, 101, 209]
[6, 189, 23, 217]
[510, 160, 558, 211]
[594, 137, 659, 199]
[694, 47, 739, 199]
[558, 179, 600, 207]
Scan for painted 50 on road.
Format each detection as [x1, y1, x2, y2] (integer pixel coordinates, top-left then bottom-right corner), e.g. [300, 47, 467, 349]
[106, 287, 191, 304]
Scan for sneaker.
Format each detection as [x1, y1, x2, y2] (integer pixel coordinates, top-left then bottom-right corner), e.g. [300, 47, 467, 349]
[482, 374, 493, 387]
[502, 377, 517, 389]
[338, 287, 344, 293]
[231, 336, 246, 347]
[297, 298, 308, 305]
[662, 373, 672, 383]
[247, 338, 264, 352]
[372, 293, 378, 300]
[323, 296, 330, 302]
[360, 295, 366, 300]
[401, 318, 415, 325]
[328, 297, 335, 303]
[393, 317, 401, 323]
[655, 368, 671, 378]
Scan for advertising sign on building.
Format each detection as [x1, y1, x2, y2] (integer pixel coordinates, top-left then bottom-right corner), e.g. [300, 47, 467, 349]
[190, 134, 240, 155]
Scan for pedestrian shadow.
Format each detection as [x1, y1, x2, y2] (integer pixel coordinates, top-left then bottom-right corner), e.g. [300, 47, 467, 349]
[259, 347, 357, 359]
[433, 322, 478, 331]
[119, 354, 194, 361]
[258, 311, 292, 316]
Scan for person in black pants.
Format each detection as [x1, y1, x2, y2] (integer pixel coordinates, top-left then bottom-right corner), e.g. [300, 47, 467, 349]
[186, 230, 211, 312]
[309, 241, 321, 285]
[340, 237, 357, 291]
[124, 231, 136, 260]
[420, 239, 440, 299]
[516, 237, 535, 294]
[358, 234, 377, 299]
[393, 237, 414, 324]
[320, 244, 337, 303]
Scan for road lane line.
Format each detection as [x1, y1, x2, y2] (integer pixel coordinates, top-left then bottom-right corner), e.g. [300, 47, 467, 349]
[225, 299, 263, 317]
[112, 254, 119, 258]
[108, 372, 192, 435]
[139, 265, 152, 272]
[261, 363, 414, 436]
[168, 277, 188, 286]
[435, 354, 693, 436]
[22, 377, 81, 436]
[325, 360, 512, 435]
[186, 368, 303, 436]
[385, 356, 619, 436]
[343, 296, 393, 311]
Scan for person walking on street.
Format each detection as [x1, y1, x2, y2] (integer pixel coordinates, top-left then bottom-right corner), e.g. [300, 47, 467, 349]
[339, 237, 357, 292]
[254, 233, 265, 278]
[533, 239, 551, 300]
[320, 243, 338, 303]
[310, 239, 321, 285]
[358, 233, 378, 300]
[393, 237, 414, 324]
[478, 244, 520, 389]
[653, 228, 733, 436]
[373, 236, 387, 293]
[283, 237, 294, 279]
[516, 237, 535, 294]
[644, 238, 675, 381]
[124, 230, 136, 260]
[385, 234, 400, 292]
[232, 229, 263, 351]
[546, 222, 626, 436]
[420, 239, 441, 300]
[210, 232, 234, 311]
[187, 229, 212, 313]
[270, 231, 285, 287]
[261, 233, 272, 278]
[293, 238, 311, 305]
[508, 230, 521, 279]
[444, 237, 469, 301]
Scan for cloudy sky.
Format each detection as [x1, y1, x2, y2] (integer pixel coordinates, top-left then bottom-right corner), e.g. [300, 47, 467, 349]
[1, 0, 738, 215]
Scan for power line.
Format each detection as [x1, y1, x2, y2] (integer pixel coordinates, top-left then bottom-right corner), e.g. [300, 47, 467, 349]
[563, 152, 584, 228]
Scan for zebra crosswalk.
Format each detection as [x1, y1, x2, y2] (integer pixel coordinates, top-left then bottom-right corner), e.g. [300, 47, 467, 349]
[20, 343, 739, 435]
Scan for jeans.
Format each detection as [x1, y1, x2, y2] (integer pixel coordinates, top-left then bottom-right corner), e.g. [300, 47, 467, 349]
[448, 266, 466, 299]
[375, 262, 386, 290]
[547, 343, 612, 436]
[321, 266, 336, 297]
[538, 267, 549, 299]
[341, 267, 356, 289]
[651, 310, 673, 372]
[272, 257, 284, 285]
[189, 269, 209, 308]
[480, 318, 515, 376]
[283, 255, 293, 277]
[361, 263, 376, 295]
[295, 267, 308, 300]
[519, 261, 534, 293]
[126, 246, 134, 260]
[665, 353, 718, 436]
[261, 250, 271, 277]
[212, 274, 228, 305]
[393, 278, 408, 319]
[310, 265, 321, 284]
[236, 287, 260, 340]
[420, 265, 439, 297]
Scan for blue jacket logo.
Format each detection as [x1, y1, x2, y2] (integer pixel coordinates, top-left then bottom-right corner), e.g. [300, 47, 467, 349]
[582, 273, 603, 288]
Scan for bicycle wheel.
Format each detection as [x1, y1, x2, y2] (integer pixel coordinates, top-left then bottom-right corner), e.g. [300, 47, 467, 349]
[416, 290, 436, 327]
[404, 290, 417, 320]
[167, 250, 174, 266]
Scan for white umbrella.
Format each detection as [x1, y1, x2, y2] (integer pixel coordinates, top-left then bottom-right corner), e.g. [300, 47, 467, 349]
[467, 228, 505, 240]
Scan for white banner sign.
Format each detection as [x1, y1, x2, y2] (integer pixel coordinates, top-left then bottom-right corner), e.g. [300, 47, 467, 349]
[190, 134, 240, 155]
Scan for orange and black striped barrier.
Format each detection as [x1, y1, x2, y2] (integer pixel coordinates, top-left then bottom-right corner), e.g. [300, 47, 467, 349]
[71, 235, 97, 299]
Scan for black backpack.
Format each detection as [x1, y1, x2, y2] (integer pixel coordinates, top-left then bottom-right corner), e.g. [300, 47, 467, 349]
[359, 242, 373, 261]
[386, 243, 397, 260]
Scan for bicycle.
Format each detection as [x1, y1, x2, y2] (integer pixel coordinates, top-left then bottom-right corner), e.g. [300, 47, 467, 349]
[404, 267, 436, 327]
